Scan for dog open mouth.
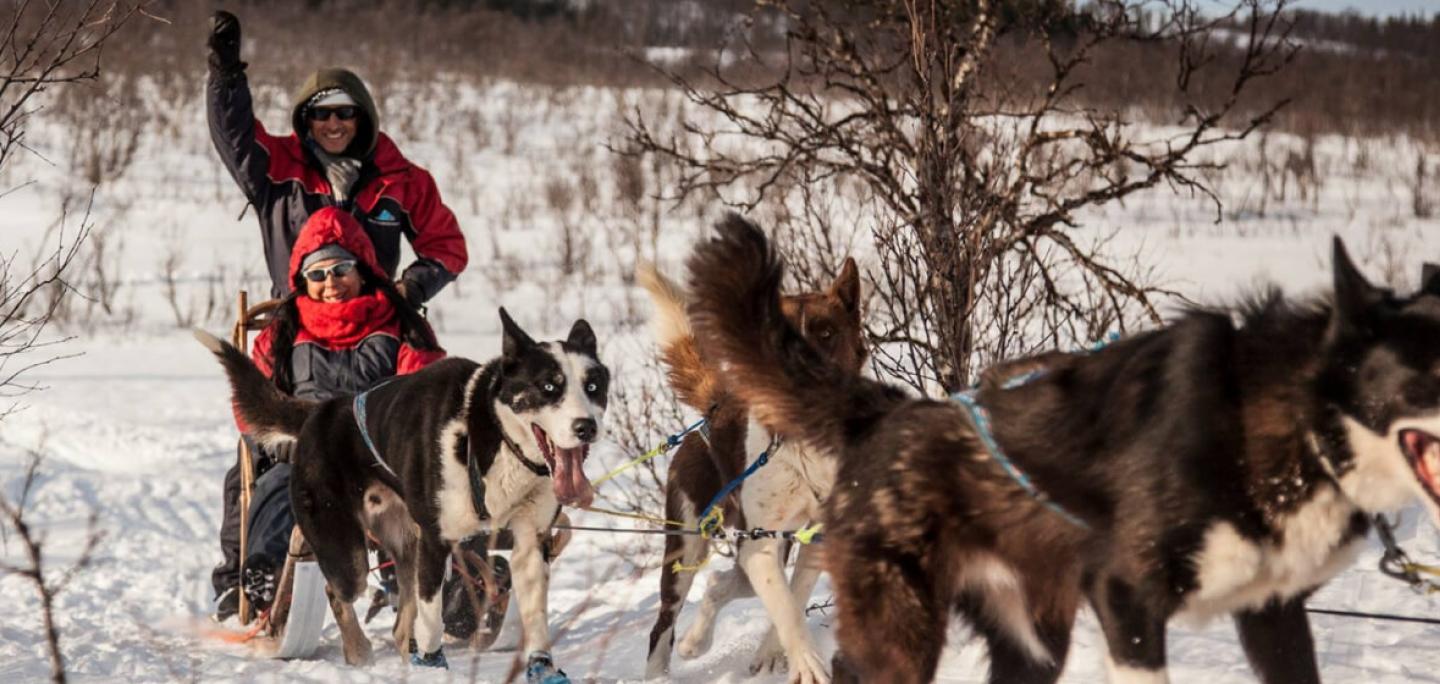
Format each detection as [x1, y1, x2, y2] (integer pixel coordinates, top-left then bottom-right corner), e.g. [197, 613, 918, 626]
[531, 424, 594, 508]
[1399, 428, 1440, 505]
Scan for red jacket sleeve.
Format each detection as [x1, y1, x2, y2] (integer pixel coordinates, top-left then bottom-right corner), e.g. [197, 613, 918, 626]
[397, 344, 446, 376]
[397, 167, 467, 303]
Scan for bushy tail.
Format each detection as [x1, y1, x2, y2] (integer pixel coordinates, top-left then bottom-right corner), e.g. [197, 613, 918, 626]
[686, 214, 896, 455]
[636, 261, 723, 413]
[194, 330, 313, 447]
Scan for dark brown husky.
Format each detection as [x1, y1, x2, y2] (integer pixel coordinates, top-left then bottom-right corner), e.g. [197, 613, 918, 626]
[686, 215, 1440, 684]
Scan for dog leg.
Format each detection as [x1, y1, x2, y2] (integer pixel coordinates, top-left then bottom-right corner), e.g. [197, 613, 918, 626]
[738, 537, 829, 684]
[976, 607, 1073, 684]
[646, 527, 708, 677]
[510, 514, 553, 654]
[1090, 578, 1170, 684]
[751, 541, 823, 674]
[828, 544, 947, 684]
[1233, 598, 1320, 684]
[411, 531, 451, 666]
[388, 536, 420, 661]
[676, 563, 750, 659]
[325, 583, 373, 666]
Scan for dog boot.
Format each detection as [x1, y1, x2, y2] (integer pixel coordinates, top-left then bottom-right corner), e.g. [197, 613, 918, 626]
[408, 639, 448, 669]
[525, 650, 570, 684]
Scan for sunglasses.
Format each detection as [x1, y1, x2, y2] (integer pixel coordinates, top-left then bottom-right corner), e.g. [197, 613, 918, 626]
[306, 105, 360, 122]
[302, 260, 358, 283]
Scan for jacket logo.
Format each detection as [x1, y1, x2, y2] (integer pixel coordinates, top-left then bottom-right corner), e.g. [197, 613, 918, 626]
[374, 208, 398, 223]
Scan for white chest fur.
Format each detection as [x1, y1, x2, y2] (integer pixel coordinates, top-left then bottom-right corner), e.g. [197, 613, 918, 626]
[433, 417, 552, 542]
[739, 417, 837, 528]
[1178, 483, 1364, 622]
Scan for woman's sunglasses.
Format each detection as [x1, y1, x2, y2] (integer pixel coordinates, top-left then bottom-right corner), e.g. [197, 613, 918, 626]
[306, 105, 360, 122]
[303, 260, 358, 283]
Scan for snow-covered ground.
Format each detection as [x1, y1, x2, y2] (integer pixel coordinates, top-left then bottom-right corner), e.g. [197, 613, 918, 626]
[2, 76, 1439, 682]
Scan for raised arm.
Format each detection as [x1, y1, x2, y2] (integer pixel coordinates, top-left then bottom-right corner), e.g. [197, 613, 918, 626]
[205, 11, 277, 204]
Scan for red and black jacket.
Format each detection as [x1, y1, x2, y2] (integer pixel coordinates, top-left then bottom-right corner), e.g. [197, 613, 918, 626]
[207, 67, 467, 303]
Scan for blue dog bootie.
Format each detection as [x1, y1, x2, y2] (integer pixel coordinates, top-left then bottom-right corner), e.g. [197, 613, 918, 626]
[408, 638, 449, 669]
[525, 650, 570, 684]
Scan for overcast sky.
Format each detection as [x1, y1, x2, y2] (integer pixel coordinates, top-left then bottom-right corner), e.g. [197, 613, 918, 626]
[1198, 0, 1439, 17]
[1296, 0, 1438, 16]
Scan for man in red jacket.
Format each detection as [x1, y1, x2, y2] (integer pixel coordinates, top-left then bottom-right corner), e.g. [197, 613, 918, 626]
[206, 10, 467, 307]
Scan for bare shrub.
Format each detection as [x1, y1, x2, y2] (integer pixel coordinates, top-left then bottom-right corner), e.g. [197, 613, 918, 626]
[1411, 152, 1435, 220]
[57, 75, 145, 187]
[628, 0, 1295, 392]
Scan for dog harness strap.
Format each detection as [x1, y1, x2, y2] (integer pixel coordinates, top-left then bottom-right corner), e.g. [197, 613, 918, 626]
[465, 434, 490, 521]
[500, 433, 550, 477]
[950, 390, 1089, 529]
[353, 389, 400, 480]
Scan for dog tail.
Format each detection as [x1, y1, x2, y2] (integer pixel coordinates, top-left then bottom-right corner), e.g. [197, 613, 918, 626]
[687, 214, 896, 455]
[636, 261, 722, 412]
[194, 329, 314, 447]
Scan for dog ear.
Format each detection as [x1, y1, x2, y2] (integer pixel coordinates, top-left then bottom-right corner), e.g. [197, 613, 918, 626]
[566, 319, 597, 356]
[1329, 237, 1384, 339]
[831, 258, 861, 316]
[499, 307, 537, 357]
[1422, 263, 1440, 297]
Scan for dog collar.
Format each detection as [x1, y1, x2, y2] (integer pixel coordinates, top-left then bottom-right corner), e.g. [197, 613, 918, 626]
[501, 432, 551, 477]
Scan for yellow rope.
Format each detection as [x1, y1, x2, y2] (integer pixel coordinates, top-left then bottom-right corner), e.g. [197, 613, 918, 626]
[582, 505, 687, 528]
[591, 442, 671, 489]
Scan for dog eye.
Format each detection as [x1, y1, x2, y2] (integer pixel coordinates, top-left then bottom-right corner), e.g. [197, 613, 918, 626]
[586, 382, 599, 393]
[543, 382, 557, 394]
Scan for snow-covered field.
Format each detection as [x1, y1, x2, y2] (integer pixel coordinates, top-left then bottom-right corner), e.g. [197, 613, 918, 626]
[2, 75, 1439, 682]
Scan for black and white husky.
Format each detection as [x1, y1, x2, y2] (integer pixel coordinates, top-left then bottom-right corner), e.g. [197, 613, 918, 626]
[197, 309, 607, 675]
[686, 217, 1440, 684]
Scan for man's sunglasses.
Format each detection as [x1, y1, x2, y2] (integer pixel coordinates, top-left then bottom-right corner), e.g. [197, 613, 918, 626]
[302, 260, 358, 283]
[306, 105, 360, 122]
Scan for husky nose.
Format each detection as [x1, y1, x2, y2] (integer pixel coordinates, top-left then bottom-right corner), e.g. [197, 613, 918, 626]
[572, 418, 597, 443]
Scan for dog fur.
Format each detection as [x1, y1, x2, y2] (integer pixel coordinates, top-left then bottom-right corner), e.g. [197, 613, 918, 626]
[197, 308, 607, 668]
[685, 215, 1440, 684]
[638, 253, 866, 683]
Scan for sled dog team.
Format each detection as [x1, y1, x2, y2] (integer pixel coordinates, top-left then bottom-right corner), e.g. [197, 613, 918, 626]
[202, 213, 1440, 684]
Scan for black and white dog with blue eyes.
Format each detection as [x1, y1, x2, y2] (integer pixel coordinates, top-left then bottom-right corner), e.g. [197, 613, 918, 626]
[198, 308, 606, 679]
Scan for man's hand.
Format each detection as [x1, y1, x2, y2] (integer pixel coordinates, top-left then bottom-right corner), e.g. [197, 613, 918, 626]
[208, 11, 243, 73]
[395, 280, 424, 309]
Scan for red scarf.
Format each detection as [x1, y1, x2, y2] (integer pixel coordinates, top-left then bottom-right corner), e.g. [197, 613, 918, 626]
[295, 291, 397, 348]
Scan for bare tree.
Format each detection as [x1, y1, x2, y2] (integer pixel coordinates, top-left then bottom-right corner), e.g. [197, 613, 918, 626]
[1, 2, 144, 681]
[627, 0, 1296, 392]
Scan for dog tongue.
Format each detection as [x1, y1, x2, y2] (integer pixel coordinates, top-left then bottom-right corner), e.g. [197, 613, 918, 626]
[551, 446, 594, 508]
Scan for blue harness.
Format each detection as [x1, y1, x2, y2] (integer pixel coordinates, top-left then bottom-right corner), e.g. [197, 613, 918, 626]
[950, 369, 1089, 529]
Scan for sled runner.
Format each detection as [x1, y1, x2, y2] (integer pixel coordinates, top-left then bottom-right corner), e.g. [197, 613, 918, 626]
[232, 291, 280, 626]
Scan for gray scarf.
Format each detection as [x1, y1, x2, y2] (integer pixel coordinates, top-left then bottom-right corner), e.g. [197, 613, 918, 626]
[308, 140, 363, 205]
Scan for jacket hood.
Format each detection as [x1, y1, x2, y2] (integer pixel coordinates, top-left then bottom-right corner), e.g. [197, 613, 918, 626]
[291, 68, 380, 157]
[289, 207, 384, 284]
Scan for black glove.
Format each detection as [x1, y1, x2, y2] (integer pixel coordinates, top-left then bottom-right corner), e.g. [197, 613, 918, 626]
[397, 278, 427, 309]
[207, 10, 244, 75]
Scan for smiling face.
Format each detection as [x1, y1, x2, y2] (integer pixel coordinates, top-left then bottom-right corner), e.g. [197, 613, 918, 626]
[1322, 244, 1440, 526]
[492, 310, 608, 508]
[301, 257, 362, 303]
[307, 108, 358, 155]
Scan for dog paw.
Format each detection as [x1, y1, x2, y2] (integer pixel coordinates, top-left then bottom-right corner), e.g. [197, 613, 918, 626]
[676, 624, 713, 659]
[525, 650, 570, 684]
[782, 649, 830, 684]
[748, 635, 787, 674]
[408, 639, 448, 669]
